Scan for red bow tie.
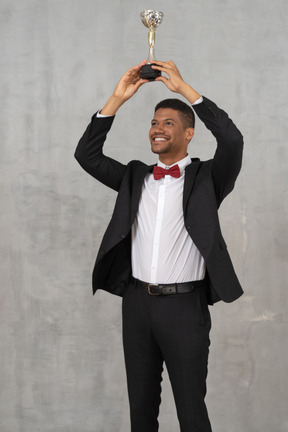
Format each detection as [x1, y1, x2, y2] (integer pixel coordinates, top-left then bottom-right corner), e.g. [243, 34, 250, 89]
[153, 164, 180, 180]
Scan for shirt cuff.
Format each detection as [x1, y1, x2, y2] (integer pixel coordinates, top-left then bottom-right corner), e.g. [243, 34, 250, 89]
[96, 110, 114, 118]
[191, 96, 203, 106]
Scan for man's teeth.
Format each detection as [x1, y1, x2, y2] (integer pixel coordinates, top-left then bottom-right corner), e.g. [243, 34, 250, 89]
[154, 137, 167, 141]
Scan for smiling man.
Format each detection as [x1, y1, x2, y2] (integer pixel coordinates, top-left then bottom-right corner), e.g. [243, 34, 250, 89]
[75, 60, 244, 432]
[150, 100, 194, 164]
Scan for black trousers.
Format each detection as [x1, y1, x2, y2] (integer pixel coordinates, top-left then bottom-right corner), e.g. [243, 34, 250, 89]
[122, 279, 212, 432]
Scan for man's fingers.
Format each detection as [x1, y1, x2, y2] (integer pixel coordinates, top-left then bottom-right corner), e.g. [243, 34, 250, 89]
[152, 60, 174, 66]
[131, 60, 147, 71]
[152, 63, 169, 72]
[152, 62, 179, 79]
[124, 60, 147, 78]
[152, 60, 176, 70]
[137, 81, 147, 90]
[155, 76, 168, 85]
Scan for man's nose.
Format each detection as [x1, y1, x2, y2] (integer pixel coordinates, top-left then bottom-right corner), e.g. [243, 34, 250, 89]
[155, 124, 165, 133]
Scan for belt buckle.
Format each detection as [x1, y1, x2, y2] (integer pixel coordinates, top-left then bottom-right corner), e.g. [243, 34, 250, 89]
[148, 284, 160, 295]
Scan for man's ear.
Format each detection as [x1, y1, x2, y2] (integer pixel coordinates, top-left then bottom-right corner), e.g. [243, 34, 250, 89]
[186, 127, 195, 143]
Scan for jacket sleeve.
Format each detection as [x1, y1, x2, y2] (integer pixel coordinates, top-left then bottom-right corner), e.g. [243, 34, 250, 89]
[192, 97, 244, 205]
[74, 113, 127, 192]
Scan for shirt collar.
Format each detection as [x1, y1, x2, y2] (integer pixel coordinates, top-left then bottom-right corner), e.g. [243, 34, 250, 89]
[157, 154, 191, 175]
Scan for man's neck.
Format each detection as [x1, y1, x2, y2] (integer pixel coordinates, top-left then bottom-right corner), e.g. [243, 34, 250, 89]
[158, 153, 189, 167]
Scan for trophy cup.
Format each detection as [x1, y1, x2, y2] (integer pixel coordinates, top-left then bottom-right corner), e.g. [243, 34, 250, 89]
[140, 10, 164, 81]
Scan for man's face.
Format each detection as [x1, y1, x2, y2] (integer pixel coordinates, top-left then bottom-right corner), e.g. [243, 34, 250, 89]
[149, 108, 194, 161]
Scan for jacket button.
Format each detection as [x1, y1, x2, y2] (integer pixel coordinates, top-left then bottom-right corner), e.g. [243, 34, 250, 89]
[120, 233, 126, 239]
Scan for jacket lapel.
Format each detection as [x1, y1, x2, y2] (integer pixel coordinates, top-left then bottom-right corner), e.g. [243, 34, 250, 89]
[130, 164, 154, 223]
[183, 159, 201, 212]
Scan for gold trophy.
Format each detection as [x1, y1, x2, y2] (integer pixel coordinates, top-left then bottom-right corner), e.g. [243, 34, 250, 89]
[140, 10, 164, 81]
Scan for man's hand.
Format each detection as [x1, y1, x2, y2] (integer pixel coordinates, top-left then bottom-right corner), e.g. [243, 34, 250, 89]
[101, 61, 149, 115]
[152, 61, 185, 93]
[152, 61, 201, 104]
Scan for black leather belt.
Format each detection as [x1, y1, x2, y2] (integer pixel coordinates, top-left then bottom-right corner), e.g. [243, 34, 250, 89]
[134, 278, 207, 296]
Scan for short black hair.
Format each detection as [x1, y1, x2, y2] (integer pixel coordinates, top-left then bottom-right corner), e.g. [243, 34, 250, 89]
[154, 98, 195, 129]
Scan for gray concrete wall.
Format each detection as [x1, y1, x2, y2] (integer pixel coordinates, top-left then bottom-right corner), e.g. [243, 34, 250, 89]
[1, 0, 287, 431]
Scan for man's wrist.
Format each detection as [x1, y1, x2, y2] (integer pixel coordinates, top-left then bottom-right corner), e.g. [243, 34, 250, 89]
[100, 94, 124, 116]
[178, 83, 202, 105]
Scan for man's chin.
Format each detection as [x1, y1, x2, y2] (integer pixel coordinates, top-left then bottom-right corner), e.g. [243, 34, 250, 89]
[151, 145, 170, 155]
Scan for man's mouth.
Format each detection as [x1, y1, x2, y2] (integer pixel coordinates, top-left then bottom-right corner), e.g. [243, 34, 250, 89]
[152, 136, 169, 142]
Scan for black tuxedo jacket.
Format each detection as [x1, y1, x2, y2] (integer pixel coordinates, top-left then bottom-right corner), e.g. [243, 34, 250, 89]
[75, 97, 244, 304]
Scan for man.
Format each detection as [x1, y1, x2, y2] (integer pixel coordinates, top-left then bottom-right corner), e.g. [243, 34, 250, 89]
[75, 60, 244, 432]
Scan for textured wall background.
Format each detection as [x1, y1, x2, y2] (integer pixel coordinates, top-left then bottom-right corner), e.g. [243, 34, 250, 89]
[1, 0, 288, 431]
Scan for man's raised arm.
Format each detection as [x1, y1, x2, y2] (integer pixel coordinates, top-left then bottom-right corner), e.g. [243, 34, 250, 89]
[75, 61, 149, 191]
[100, 60, 149, 115]
[152, 60, 243, 204]
[152, 60, 202, 104]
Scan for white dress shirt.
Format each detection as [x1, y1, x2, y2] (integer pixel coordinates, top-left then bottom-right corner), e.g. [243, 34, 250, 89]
[131, 155, 205, 283]
[97, 96, 205, 283]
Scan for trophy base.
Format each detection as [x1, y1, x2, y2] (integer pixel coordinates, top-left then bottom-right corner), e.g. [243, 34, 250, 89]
[140, 64, 161, 81]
